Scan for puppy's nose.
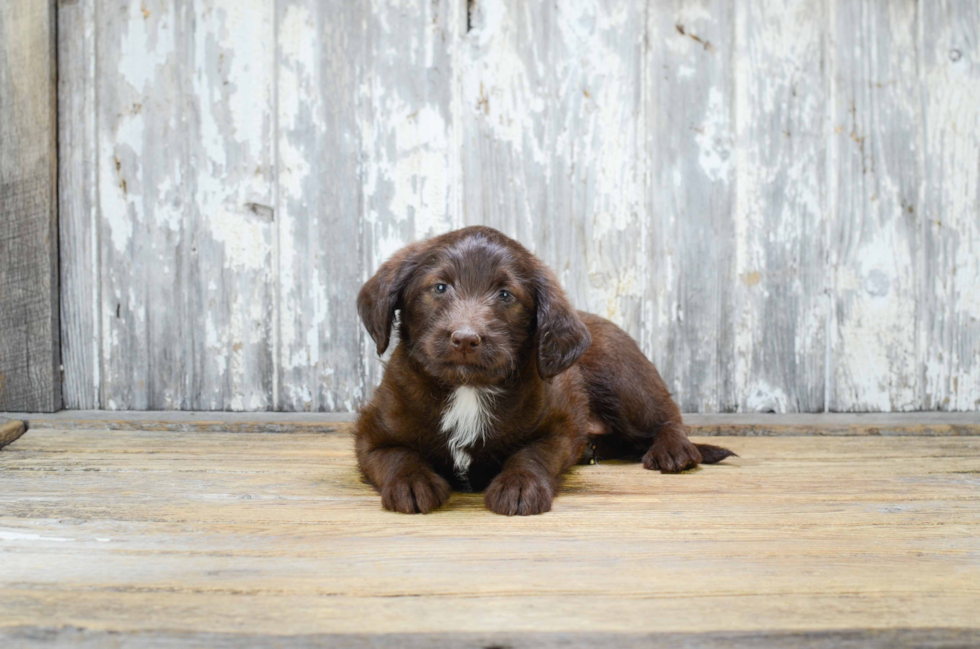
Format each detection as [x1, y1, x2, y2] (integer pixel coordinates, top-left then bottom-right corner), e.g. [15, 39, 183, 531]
[450, 328, 481, 351]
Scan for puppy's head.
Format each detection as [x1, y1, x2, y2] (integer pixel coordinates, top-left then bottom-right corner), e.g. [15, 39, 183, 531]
[357, 226, 591, 386]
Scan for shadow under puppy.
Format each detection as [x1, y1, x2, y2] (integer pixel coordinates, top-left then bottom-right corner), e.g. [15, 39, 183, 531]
[355, 226, 735, 516]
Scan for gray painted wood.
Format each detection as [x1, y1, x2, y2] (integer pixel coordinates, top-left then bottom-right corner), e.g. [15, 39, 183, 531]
[276, 0, 366, 411]
[56, 0, 980, 413]
[828, 0, 921, 411]
[58, 0, 100, 409]
[459, 0, 549, 249]
[95, 0, 277, 410]
[919, 0, 980, 412]
[732, 0, 827, 413]
[0, 1, 61, 413]
[177, 0, 277, 412]
[645, 0, 736, 412]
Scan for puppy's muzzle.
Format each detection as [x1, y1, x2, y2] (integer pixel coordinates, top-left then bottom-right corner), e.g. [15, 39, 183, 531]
[450, 327, 481, 356]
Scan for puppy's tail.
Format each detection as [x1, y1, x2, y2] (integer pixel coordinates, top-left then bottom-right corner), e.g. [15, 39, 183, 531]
[694, 443, 738, 464]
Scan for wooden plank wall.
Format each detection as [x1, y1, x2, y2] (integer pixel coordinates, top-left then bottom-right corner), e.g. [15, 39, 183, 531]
[57, 0, 980, 413]
[0, 1, 61, 413]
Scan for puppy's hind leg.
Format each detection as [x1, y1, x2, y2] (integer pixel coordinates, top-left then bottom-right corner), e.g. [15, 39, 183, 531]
[578, 315, 735, 473]
[586, 370, 733, 474]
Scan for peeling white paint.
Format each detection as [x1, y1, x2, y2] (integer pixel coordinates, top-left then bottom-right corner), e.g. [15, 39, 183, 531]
[206, 315, 227, 377]
[919, 6, 980, 410]
[463, 0, 548, 166]
[695, 87, 731, 183]
[745, 381, 790, 413]
[826, 0, 921, 412]
[205, 207, 270, 271]
[117, 3, 170, 92]
[66, 0, 980, 414]
[386, 103, 454, 237]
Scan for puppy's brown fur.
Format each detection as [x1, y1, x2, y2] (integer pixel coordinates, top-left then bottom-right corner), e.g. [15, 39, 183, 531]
[355, 226, 734, 516]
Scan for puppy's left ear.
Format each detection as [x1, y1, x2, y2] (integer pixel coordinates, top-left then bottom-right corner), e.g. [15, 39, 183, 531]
[534, 266, 591, 379]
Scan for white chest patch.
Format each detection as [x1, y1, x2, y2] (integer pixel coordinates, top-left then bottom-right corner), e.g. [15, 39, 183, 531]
[440, 386, 500, 475]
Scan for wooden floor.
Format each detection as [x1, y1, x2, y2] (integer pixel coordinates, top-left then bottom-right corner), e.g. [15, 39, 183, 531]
[1, 424, 979, 647]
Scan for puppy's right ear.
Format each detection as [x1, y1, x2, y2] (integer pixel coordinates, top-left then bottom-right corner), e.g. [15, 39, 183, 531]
[357, 244, 421, 356]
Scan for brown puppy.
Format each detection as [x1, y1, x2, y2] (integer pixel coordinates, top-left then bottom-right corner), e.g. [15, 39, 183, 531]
[355, 226, 734, 516]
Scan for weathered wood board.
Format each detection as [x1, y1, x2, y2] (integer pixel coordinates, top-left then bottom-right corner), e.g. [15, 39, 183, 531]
[276, 0, 367, 412]
[828, 0, 921, 412]
[58, 0, 99, 410]
[1, 427, 978, 642]
[644, 0, 736, 413]
[733, 0, 826, 413]
[0, 1, 61, 413]
[2, 628, 979, 649]
[919, 1, 980, 412]
[0, 418, 26, 448]
[3, 410, 979, 436]
[56, 0, 980, 413]
[95, 0, 277, 411]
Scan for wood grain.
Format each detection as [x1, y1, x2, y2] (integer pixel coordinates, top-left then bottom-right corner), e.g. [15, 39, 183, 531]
[58, 0, 100, 410]
[276, 0, 366, 411]
[733, 0, 827, 412]
[828, 0, 921, 411]
[919, 1, 980, 411]
[459, 0, 549, 249]
[95, 0, 277, 410]
[0, 418, 26, 448]
[53, 1, 980, 413]
[0, 1, 61, 413]
[0, 427, 978, 639]
[645, 0, 736, 412]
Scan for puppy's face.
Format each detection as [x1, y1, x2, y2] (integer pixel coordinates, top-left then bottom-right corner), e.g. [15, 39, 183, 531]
[401, 237, 535, 385]
[358, 227, 591, 386]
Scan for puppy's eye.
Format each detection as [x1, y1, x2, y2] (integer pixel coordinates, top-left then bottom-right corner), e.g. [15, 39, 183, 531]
[498, 289, 513, 302]
[434, 283, 449, 294]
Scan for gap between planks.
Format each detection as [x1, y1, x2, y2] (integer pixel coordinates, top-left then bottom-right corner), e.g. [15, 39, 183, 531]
[1, 628, 980, 649]
[0, 411, 978, 436]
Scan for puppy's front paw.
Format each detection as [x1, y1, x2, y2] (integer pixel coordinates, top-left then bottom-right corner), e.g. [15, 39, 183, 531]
[643, 436, 702, 474]
[485, 468, 554, 516]
[381, 469, 451, 514]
